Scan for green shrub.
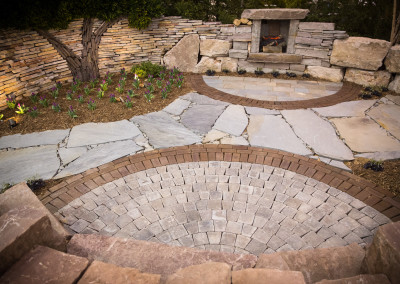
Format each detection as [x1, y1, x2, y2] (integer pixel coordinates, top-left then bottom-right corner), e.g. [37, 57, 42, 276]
[131, 61, 166, 78]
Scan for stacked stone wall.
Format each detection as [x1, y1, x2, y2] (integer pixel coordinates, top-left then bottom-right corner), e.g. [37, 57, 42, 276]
[0, 17, 232, 109]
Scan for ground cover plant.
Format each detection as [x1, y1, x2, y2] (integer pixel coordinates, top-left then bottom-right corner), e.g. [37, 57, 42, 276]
[0, 62, 192, 136]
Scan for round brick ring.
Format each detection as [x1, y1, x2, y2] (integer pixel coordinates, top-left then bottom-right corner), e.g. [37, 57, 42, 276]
[188, 74, 362, 110]
[48, 145, 399, 256]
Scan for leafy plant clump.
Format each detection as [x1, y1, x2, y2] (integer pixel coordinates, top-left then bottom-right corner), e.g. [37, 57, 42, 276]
[237, 69, 246, 75]
[206, 69, 216, 76]
[222, 69, 230, 74]
[26, 178, 45, 191]
[359, 86, 388, 100]
[286, 72, 297, 78]
[363, 160, 384, 172]
[254, 68, 264, 76]
[131, 61, 166, 78]
[302, 73, 311, 79]
[271, 71, 280, 78]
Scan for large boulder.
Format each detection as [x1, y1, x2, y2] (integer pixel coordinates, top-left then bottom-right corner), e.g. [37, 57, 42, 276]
[200, 39, 230, 57]
[389, 74, 400, 93]
[218, 57, 238, 72]
[305, 66, 344, 82]
[163, 34, 200, 72]
[362, 221, 400, 284]
[385, 45, 400, 73]
[193, 57, 222, 73]
[344, 69, 391, 87]
[331, 37, 391, 71]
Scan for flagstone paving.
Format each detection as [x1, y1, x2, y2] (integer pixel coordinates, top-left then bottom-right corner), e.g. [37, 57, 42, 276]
[1, 77, 400, 257]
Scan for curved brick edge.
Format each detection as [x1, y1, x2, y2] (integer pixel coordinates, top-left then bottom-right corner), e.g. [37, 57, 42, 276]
[40, 145, 400, 221]
[188, 74, 362, 110]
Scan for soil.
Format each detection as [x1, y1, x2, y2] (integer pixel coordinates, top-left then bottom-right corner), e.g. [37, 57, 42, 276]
[0, 72, 194, 137]
[345, 158, 400, 196]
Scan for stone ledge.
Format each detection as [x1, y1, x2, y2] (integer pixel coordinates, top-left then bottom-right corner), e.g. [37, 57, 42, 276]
[241, 9, 309, 20]
[248, 53, 303, 64]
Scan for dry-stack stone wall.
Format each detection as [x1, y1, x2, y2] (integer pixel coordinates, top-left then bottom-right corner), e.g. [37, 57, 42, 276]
[0, 17, 232, 109]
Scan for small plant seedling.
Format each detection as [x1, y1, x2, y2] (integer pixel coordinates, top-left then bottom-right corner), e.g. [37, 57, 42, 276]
[271, 71, 280, 78]
[144, 90, 154, 102]
[15, 103, 28, 114]
[52, 102, 61, 112]
[29, 106, 39, 117]
[6, 95, 16, 109]
[67, 105, 78, 118]
[51, 87, 59, 98]
[26, 177, 45, 191]
[206, 69, 216, 76]
[302, 73, 310, 78]
[222, 69, 230, 74]
[97, 89, 104, 99]
[286, 72, 297, 78]
[363, 160, 384, 172]
[161, 88, 168, 99]
[66, 91, 73, 101]
[125, 96, 133, 108]
[30, 92, 39, 103]
[39, 96, 49, 107]
[132, 79, 140, 89]
[254, 68, 264, 76]
[87, 99, 96, 111]
[237, 69, 246, 75]
[109, 93, 117, 103]
[90, 79, 98, 89]
[84, 85, 91, 96]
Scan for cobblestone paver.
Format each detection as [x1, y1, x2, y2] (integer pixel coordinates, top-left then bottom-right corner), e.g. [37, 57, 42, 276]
[57, 161, 391, 256]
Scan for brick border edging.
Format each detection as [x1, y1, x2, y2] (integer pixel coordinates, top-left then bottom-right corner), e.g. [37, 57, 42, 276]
[188, 74, 362, 110]
[40, 144, 400, 221]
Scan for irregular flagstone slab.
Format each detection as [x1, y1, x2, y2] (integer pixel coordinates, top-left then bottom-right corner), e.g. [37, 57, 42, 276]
[355, 151, 400, 161]
[163, 98, 191, 116]
[181, 104, 226, 135]
[0, 145, 59, 184]
[181, 92, 229, 106]
[245, 106, 280, 115]
[247, 115, 312, 156]
[58, 146, 88, 165]
[131, 111, 201, 148]
[67, 120, 141, 148]
[368, 104, 400, 140]
[329, 160, 351, 172]
[213, 105, 248, 136]
[313, 100, 376, 118]
[55, 140, 142, 179]
[203, 129, 229, 143]
[220, 136, 249, 146]
[331, 117, 400, 153]
[282, 110, 354, 160]
[386, 95, 400, 105]
[0, 129, 69, 149]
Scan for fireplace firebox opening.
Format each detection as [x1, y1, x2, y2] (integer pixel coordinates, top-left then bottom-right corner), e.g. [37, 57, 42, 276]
[260, 20, 290, 53]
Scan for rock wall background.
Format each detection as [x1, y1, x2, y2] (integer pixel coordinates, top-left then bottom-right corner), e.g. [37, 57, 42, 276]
[0, 16, 399, 110]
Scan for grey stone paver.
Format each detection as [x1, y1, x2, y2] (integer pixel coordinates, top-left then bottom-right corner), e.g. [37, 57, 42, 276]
[331, 117, 400, 153]
[67, 120, 141, 147]
[213, 105, 248, 136]
[368, 104, 400, 140]
[312, 100, 376, 117]
[58, 161, 390, 257]
[55, 140, 142, 178]
[131, 111, 201, 148]
[282, 109, 354, 160]
[247, 115, 312, 156]
[0, 129, 70, 149]
[163, 98, 191, 116]
[181, 104, 226, 135]
[0, 145, 60, 184]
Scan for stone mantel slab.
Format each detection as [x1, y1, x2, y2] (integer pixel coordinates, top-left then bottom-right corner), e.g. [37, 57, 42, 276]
[241, 9, 309, 20]
[247, 53, 302, 64]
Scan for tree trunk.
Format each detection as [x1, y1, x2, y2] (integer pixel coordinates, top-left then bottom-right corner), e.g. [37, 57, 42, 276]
[391, 0, 400, 44]
[37, 18, 119, 82]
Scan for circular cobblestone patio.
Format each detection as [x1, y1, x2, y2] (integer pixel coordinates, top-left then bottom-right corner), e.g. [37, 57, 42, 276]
[58, 160, 391, 256]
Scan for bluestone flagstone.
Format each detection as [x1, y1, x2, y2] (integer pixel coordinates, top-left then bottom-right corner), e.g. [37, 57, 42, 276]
[163, 99, 191, 116]
[368, 104, 400, 140]
[181, 92, 228, 106]
[245, 106, 280, 115]
[202, 129, 228, 143]
[282, 109, 353, 160]
[181, 104, 226, 135]
[67, 120, 141, 148]
[55, 140, 142, 178]
[131, 111, 201, 148]
[220, 136, 249, 146]
[386, 95, 400, 105]
[247, 115, 312, 156]
[0, 145, 59, 184]
[355, 151, 400, 161]
[0, 129, 69, 149]
[213, 105, 248, 136]
[331, 117, 400, 153]
[58, 146, 88, 165]
[312, 100, 376, 117]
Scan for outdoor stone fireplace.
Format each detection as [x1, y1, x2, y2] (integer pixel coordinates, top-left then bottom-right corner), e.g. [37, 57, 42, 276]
[241, 9, 309, 63]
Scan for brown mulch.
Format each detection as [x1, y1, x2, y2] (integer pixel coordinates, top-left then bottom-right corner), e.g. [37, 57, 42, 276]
[345, 158, 400, 196]
[0, 72, 194, 137]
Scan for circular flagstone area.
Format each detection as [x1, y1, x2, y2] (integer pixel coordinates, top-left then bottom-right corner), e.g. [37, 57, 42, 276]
[57, 161, 391, 256]
[203, 76, 343, 102]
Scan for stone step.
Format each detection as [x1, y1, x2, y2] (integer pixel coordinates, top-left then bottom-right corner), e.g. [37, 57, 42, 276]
[67, 234, 257, 276]
[256, 243, 366, 284]
[0, 206, 65, 275]
[232, 268, 306, 284]
[314, 274, 391, 284]
[0, 246, 89, 283]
